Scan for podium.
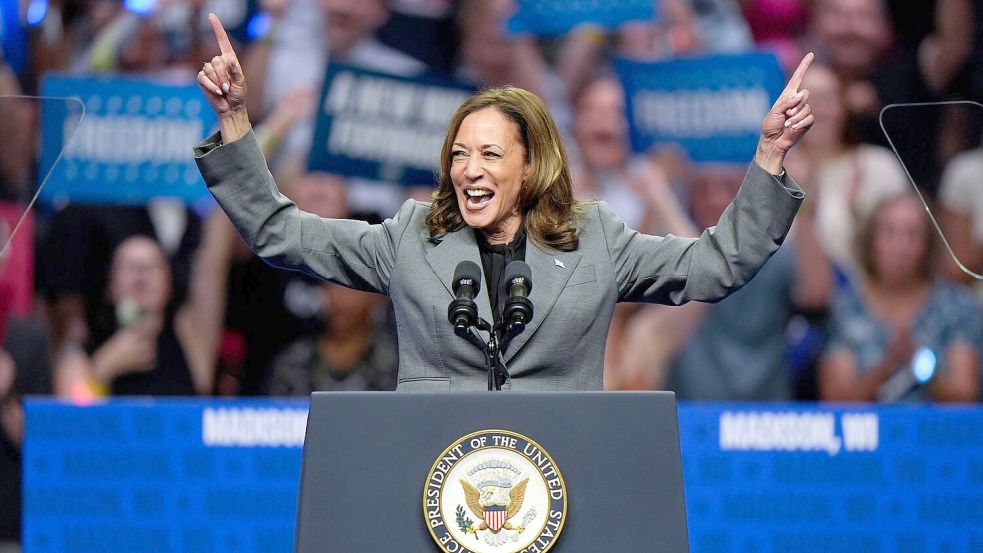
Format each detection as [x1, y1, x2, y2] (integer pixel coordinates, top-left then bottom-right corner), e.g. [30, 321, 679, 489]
[295, 391, 690, 552]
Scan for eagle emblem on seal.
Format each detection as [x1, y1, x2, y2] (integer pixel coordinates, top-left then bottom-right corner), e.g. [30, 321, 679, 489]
[458, 460, 534, 542]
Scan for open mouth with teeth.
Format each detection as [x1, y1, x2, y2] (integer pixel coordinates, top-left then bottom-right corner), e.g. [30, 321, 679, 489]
[464, 188, 495, 209]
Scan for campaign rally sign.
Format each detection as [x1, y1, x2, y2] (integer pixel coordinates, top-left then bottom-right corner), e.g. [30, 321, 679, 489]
[617, 52, 785, 163]
[38, 75, 217, 206]
[506, 0, 655, 36]
[307, 63, 473, 186]
[23, 399, 983, 553]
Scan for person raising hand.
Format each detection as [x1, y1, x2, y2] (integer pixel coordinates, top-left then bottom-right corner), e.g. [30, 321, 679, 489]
[197, 13, 250, 143]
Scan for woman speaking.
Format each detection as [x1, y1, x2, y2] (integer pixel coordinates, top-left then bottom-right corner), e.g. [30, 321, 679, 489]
[194, 14, 815, 391]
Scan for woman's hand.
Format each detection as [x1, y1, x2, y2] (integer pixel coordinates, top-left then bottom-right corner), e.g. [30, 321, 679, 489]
[198, 13, 251, 142]
[91, 316, 163, 383]
[755, 52, 815, 175]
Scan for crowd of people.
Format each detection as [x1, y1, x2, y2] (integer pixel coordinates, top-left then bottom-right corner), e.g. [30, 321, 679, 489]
[1, 0, 982, 545]
[2, 0, 981, 393]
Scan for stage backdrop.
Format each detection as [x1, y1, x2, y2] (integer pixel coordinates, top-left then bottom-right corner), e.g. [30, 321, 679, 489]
[22, 399, 983, 553]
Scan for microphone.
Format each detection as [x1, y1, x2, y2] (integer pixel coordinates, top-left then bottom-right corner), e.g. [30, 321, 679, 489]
[448, 261, 482, 336]
[502, 260, 533, 331]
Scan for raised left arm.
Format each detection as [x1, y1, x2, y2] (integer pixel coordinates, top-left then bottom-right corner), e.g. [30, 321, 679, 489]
[606, 53, 817, 305]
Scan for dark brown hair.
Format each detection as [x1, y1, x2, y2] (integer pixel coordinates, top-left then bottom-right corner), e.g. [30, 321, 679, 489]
[425, 86, 584, 252]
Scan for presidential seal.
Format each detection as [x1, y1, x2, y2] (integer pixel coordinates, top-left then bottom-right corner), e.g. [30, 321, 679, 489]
[423, 429, 567, 553]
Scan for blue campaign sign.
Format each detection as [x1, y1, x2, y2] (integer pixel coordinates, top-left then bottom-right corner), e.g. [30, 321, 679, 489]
[506, 0, 655, 36]
[38, 75, 217, 206]
[617, 52, 785, 163]
[22, 400, 983, 552]
[307, 63, 474, 186]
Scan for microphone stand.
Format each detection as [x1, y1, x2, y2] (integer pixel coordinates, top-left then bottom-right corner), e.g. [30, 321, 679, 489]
[455, 315, 521, 391]
[459, 316, 500, 391]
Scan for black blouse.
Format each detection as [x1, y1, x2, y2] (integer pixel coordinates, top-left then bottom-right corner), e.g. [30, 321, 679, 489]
[475, 226, 527, 326]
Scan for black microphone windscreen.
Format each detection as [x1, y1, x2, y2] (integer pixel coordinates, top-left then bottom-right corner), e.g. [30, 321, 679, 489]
[453, 260, 482, 295]
[504, 260, 532, 292]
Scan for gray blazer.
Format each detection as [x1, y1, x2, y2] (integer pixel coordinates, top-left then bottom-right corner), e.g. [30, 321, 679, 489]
[194, 131, 804, 391]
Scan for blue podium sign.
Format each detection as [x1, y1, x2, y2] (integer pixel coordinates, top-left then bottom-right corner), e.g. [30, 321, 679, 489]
[617, 52, 785, 163]
[22, 400, 983, 553]
[307, 64, 473, 186]
[38, 75, 217, 206]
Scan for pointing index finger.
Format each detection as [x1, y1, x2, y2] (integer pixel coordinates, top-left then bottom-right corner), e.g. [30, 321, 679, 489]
[208, 13, 236, 58]
[785, 52, 814, 95]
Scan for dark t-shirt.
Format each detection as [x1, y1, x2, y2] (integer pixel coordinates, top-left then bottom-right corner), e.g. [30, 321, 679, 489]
[87, 311, 197, 397]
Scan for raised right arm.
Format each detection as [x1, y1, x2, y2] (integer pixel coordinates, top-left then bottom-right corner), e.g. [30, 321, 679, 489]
[194, 130, 416, 295]
[193, 14, 416, 294]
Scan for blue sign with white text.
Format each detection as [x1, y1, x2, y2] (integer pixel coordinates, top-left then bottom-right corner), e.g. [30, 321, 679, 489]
[307, 63, 473, 186]
[38, 75, 217, 206]
[617, 52, 785, 163]
[506, 0, 655, 36]
[22, 400, 983, 552]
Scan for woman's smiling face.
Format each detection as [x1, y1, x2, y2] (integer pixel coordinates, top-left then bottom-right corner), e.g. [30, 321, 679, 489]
[450, 107, 530, 244]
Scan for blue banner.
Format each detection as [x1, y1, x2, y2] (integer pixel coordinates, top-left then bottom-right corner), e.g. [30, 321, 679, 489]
[307, 63, 473, 186]
[617, 52, 785, 163]
[506, 0, 655, 37]
[23, 400, 983, 552]
[38, 75, 217, 206]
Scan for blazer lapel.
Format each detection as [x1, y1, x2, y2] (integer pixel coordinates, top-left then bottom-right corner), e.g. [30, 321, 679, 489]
[424, 228, 494, 326]
[502, 241, 581, 362]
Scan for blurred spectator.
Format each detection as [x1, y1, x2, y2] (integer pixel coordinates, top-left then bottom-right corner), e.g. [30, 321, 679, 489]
[218, 172, 351, 396]
[54, 232, 228, 398]
[616, 0, 703, 59]
[809, 0, 976, 177]
[454, 0, 592, 134]
[663, 164, 832, 400]
[939, 140, 983, 286]
[0, 221, 51, 551]
[562, 76, 702, 389]
[377, 0, 457, 73]
[246, 0, 424, 123]
[245, 0, 425, 216]
[740, 0, 810, 69]
[885, 0, 975, 97]
[39, 200, 203, 357]
[689, 0, 755, 52]
[783, 62, 908, 281]
[571, 77, 670, 231]
[266, 282, 397, 394]
[820, 193, 980, 402]
[0, 55, 32, 202]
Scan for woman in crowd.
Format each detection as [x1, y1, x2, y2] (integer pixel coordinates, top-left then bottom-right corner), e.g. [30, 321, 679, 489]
[783, 62, 908, 282]
[54, 225, 232, 398]
[820, 193, 980, 402]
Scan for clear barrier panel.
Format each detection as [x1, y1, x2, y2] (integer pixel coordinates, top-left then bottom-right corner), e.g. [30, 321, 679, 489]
[880, 101, 983, 280]
[0, 95, 84, 254]
[0, 96, 83, 330]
